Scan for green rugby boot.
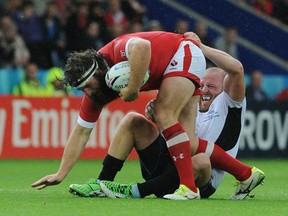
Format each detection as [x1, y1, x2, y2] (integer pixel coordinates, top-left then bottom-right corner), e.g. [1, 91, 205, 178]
[100, 180, 134, 198]
[69, 179, 105, 197]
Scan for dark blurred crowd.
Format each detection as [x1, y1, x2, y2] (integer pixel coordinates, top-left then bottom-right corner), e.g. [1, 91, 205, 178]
[240, 0, 288, 25]
[0, 0, 150, 69]
[1, 0, 288, 70]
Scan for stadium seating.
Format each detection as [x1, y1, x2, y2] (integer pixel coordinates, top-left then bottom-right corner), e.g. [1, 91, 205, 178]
[141, 0, 288, 76]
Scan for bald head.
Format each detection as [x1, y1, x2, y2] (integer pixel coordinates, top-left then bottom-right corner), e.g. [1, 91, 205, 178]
[199, 67, 227, 112]
[204, 67, 226, 83]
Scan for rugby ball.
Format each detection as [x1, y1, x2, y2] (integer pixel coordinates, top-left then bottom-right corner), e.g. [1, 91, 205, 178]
[105, 61, 150, 91]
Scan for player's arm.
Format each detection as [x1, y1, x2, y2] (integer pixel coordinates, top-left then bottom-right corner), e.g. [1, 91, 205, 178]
[201, 44, 245, 102]
[57, 124, 93, 179]
[31, 124, 93, 189]
[120, 37, 151, 101]
[184, 32, 245, 102]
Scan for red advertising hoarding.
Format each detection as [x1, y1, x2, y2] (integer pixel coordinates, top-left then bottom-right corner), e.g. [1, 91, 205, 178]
[0, 93, 156, 159]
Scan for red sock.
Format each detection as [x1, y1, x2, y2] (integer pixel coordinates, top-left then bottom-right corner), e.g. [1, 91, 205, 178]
[162, 123, 197, 192]
[196, 138, 251, 181]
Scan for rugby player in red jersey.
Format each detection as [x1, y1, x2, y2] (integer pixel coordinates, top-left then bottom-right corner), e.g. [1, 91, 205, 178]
[68, 33, 265, 200]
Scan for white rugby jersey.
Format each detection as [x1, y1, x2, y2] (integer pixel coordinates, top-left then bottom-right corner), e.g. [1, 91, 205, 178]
[196, 91, 246, 189]
[196, 91, 246, 155]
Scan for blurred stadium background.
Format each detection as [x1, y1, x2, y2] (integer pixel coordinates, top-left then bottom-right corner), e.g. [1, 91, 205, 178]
[0, 0, 287, 160]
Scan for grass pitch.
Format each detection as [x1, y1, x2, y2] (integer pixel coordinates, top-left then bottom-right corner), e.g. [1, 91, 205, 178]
[0, 159, 287, 216]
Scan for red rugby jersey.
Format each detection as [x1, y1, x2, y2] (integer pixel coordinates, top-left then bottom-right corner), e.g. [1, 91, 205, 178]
[79, 31, 198, 125]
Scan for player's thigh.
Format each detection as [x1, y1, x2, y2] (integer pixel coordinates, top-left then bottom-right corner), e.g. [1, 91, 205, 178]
[154, 77, 196, 127]
[109, 112, 155, 159]
[129, 113, 160, 151]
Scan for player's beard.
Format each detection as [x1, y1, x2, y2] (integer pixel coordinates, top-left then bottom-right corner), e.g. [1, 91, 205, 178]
[89, 71, 119, 108]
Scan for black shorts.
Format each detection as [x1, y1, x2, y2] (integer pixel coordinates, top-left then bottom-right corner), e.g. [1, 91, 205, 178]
[137, 134, 216, 198]
[137, 134, 174, 181]
[136, 134, 179, 197]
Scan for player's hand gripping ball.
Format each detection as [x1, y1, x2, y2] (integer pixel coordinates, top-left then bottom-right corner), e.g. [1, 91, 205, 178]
[105, 61, 150, 91]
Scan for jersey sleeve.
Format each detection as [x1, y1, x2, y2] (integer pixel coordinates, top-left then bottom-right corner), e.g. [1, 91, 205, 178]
[77, 94, 102, 128]
[99, 36, 134, 64]
[223, 91, 244, 108]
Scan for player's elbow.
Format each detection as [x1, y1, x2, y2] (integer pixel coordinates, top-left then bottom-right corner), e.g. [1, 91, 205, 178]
[232, 59, 244, 76]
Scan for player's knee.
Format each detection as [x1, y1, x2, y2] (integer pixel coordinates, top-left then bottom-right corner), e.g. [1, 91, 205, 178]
[123, 112, 142, 122]
[193, 153, 211, 174]
[123, 112, 148, 128]
[122, 112, 143, 127]
[201, 154, 211, 171]
[193, 153, 212, 193]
